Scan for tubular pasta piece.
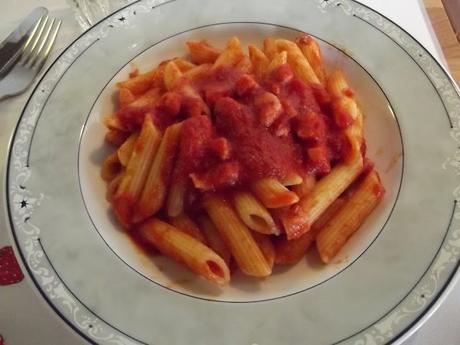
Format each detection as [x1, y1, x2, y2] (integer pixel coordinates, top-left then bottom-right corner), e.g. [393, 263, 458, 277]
[116, 66, 164, 95]
[106, 171, 124, 202]
[128, 88, 162, 109]
[135, 122, 183, 222]
[296, 35, 326, 85]
[164, 61, 183, 91]
[251, 232, 275, 269]
[275, 197, 346, 265]
[233, 191, 280, 235]
[251, 178, 299, 208]
[105, 129, 129, 147]
[170, 214, 207, 244]
[184, 63, 212, 81]
[140, 218, 230, 285]
[280, 173, 304, 187]
[248, 45, 269, 80]
[266, 50, 287, 76]
[118, 88, 136, 108]
[197, 215, 232, 266]
[203, 195, 271, 277]
[112, 115, 162, 227]
[274, 39, 320, 84]
[117, 134, 139, 167]
[166, 180, 187, 217]
[101, 152, 122, 182]
[282, 157, 363, 240]
[316, 170, 385, 263]
[291, 174, 316, 197]
[186, 40, 221, 64]
[173, 58, 196, 72]
[104, 115, 126, 131]
[326, 70, 364, 162]
[213, 37, 244, 68]
[263, 37, 278, 60]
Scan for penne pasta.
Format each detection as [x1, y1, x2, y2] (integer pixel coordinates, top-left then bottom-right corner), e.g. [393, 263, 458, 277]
[275, 197, 346, 265]
[203, 195, 271, 277]
[166, 180, 187, 217]
[140, 218, 230, 285]
[233, 191, 280, 235]
[172, 58, 196, 72]
[112, 115, 161, 227]
[316, 170, 385, 263]
[104, 114, 125, 131]
[274, 39, 320, 85]
[213, 37, 244, 68]
[197, 214, 232, 266]
[170, 213, 207, 244]
[266, 50, 287, 76]
[296, 34, 326, 85]
[118, 87, 136, 108]
[186, 40, 221, 64]
[101, 152, 122, 182]
[248, 45, 269, 80]
[106, 171, 124, 202]
[282, 157, 363, 240]
[127, 88, 161, 110]
[102, 35, 384, 285]
[280, 173, 304, 187]
[164, 61, 183, 91]
[135, 122, 183, 222]
[184, 63, 212, 81]
[291, 173, 316, 197]
[251, 232, 275, 270]
[236, 55, 253, 74]
[117, 133, 138, 167]
[116, 66, 164, 95]
[263, 37, 278, 60]
[326, 70, 364, 162]
[105, 129, 129, 147]
[251, 178, 299, 208]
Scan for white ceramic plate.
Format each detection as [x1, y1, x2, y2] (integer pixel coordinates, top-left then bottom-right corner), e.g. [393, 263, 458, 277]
[5, 0, 460, 344]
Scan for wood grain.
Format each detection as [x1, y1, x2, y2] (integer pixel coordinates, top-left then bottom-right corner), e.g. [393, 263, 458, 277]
[424, 0, 460, 83]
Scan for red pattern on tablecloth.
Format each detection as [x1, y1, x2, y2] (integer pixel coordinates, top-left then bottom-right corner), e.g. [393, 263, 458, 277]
[0, 246, 24, 285]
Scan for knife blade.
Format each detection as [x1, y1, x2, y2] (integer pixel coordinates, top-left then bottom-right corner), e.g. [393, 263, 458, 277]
[0, 7, 48, 76]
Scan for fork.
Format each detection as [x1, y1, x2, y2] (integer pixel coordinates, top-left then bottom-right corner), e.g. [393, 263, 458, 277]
[0, 15, 61, 100]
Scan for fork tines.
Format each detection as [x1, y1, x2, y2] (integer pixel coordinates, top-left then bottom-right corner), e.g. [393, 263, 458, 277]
[20, 15, 62, 70]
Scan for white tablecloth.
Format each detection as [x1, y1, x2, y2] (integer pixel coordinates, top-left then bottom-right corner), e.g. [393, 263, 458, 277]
[0, 1, 458, 344]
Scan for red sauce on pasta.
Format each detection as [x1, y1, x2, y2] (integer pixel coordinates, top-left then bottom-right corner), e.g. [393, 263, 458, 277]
[213, 97, 303, 183]
[117, 63, 351, 193]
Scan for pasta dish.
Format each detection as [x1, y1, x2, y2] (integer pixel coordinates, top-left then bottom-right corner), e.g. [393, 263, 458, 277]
[100, 35, 385, 286]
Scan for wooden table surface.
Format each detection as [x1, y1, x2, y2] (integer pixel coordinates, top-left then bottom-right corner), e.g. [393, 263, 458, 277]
[424, 0, 460, 83]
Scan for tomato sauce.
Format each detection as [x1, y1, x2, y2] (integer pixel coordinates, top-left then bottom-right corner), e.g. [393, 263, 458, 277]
[214, 97, 302, 183]
[174, 115, 214, 180]
[117, 63, 351, 193]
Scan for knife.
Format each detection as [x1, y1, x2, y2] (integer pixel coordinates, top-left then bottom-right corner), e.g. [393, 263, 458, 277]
[0, 7, 48, 76]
